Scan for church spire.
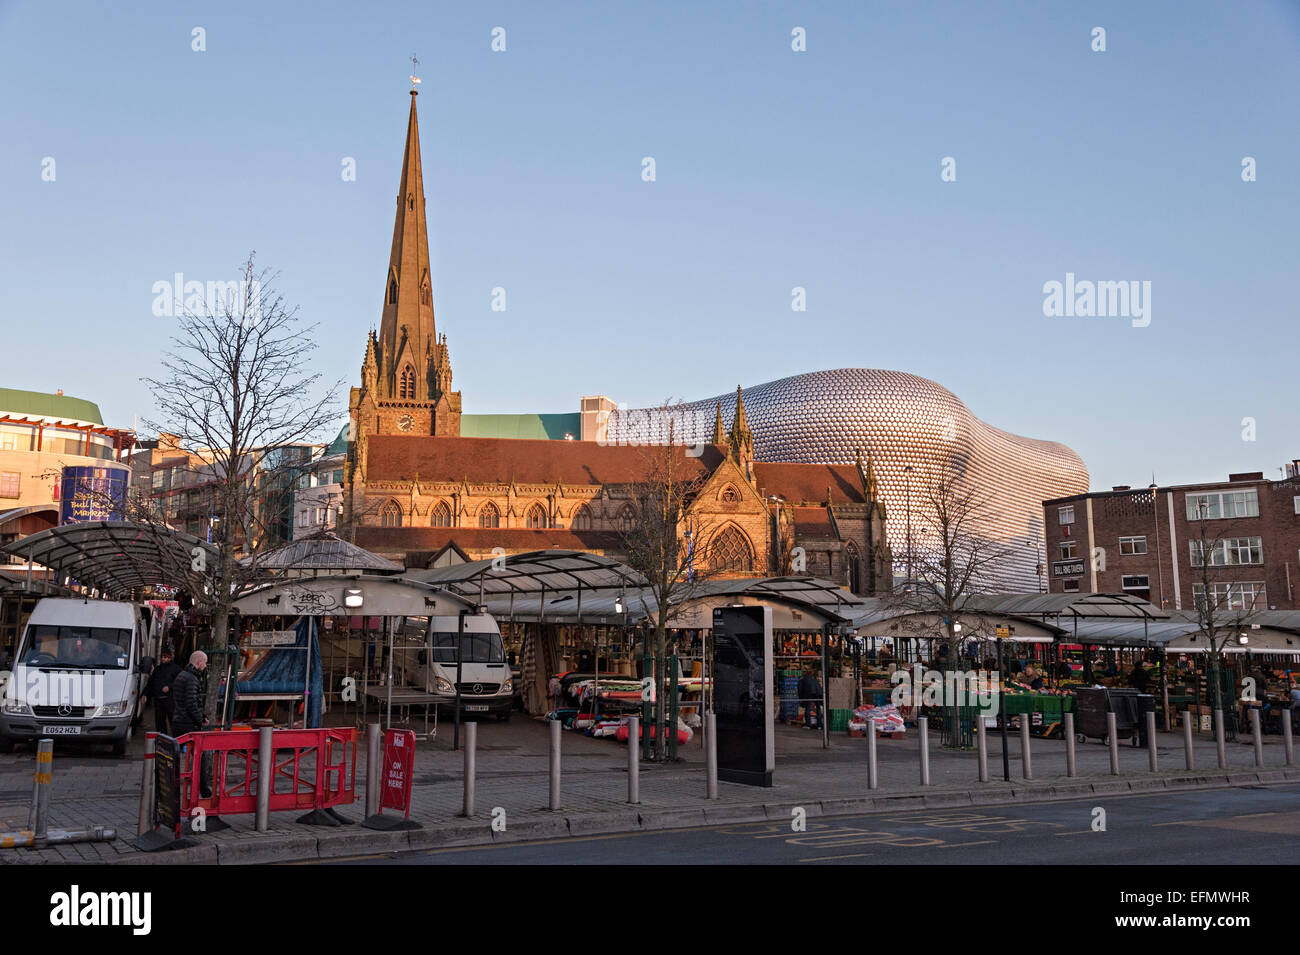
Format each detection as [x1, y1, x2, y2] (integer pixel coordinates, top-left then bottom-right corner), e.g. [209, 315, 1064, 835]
[377, 88, 437, 402]
[711, 400, 726, 446]
[728, 386, 754, 476]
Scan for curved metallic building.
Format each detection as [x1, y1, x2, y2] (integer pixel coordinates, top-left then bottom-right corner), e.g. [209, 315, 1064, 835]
[604, 369, 1089, 592]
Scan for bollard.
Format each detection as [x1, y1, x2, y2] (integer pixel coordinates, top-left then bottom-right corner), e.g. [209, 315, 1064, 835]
[462, 722, 477, 818]
[1183, 710, 1196, 770]
[137, 733, 156, 837]
[868, 721, 880, 790]
[918, 716, 930, 786]
[1250, 709, 1263, 767]
[976, 717, 989, 783]
[627, 716, 640, 804]
[1214, 709, 1226, 769]
[549, 718, 561, 811]
[256, 726, 273, 833]
[1020, 718, 1032, 780]
[1146, 712, 1158, 772]
[32, 739, 52, 845]
[705, 712, 718, 799]
[1064, 712, 1077, 777]
[365, 723, 381, 818]
[1106, 713, 1119, 775]
[1284, 710, 1294, 767]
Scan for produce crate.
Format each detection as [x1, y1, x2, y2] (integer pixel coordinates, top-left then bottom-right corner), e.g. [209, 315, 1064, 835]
[829, 708, 851, 732]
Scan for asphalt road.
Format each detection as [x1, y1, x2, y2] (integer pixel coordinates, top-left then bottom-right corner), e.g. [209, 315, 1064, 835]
[330, 783, 1300, 865]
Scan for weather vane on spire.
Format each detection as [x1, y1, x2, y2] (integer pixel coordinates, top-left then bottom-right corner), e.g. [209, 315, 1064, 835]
[409, 54, 422, 92]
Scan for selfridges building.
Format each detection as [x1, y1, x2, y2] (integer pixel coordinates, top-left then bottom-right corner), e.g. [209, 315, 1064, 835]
[604, 368, 1089, 593]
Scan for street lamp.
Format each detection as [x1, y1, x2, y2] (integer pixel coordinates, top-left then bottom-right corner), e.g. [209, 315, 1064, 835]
[1149, 481, 1166, 608]
[903, 466, 914, 587]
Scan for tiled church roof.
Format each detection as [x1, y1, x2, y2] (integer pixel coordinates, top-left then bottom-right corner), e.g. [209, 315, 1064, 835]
[753, 462, 866, 505]
[355, 525, 626, 555]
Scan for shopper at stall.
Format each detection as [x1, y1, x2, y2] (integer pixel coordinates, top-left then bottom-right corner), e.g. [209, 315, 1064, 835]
[144, 648, 181, 735]
[171, 651, 209, 736]
[1128, 663, 1150, 693]
[798, 667, 823, 729]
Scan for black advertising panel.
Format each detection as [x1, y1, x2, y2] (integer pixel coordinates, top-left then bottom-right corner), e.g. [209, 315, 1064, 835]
[712, 605, 774, 787]
[153, 734, 181, 835]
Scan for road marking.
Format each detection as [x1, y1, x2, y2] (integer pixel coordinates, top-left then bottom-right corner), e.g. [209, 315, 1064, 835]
[800, 851, 875, 862]
[938, 840, 996, 848]
[1054, 830, 1094, 836]
[1151, 820, 1195, 827]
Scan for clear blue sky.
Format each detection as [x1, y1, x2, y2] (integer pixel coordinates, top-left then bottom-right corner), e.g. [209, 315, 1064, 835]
[2, 0, 1297, 490]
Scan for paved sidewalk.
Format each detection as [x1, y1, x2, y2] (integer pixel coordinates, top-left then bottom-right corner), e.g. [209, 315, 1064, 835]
[1, 717, 1295, 864]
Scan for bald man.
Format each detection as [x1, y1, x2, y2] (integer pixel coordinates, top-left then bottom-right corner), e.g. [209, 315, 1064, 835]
[170, 650, 208, 737]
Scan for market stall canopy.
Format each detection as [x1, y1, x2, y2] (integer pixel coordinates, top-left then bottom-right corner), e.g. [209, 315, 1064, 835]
[243, 532, 403, 576]
[408, 550, 647, 600]
[0, 567, 71, 598]
[232, 573, 474, 618]
[1067, 618, 1204, 648]
[480, 575, 860, 628]
[961, 593, 1171, 620]
[0, 520, 217, 599]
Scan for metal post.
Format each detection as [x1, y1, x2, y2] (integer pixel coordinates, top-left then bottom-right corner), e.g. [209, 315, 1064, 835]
[1106, 713, 1119, 775]
[32, 739, 52, 845]
[454, 612, 464, 751]
[1146, 711, 1158, 773]
[1064, 712, 1077, 777]
[365, 723, 381, 818]
[1283, 708, 1294, 767]
[705, 712, 718, 799]
[627, 716, 640, 804]
[461, 721, 476, 817]
[385, 617, 394, 732]
[918, 716, 930, 786]
[137, 733, 156, 836]
[1183, 710, 1196, 770]
[975, 716, 988, 783]
[549, 717, 561, 810]
[1250, 708, 1263, 767]
[1214, 709, 1227, 769]
[1019, 717, 1032, 780]
[999, 640, 1010, 782]
[256, 726, 272, 832]
[868, 720, 880, 789]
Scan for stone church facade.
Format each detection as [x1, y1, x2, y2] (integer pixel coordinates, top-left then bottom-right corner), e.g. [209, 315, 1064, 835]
[344, 90, 891, 594]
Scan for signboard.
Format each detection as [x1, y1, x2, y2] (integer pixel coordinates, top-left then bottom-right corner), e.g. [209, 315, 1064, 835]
[153, 734, 182, 836]
[995, 625, 1011, 639]
[381, 728, 416, 817]
[1052, 559, 1085, 578]
[59, 466, 128, 524]
[247, 630, 298, 647]
[711, 606, 774, 787]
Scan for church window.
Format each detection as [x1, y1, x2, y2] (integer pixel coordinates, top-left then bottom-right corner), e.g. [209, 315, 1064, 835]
[525, 503, 547, 529]
[478, 501, 500, 528]
[388, 277, 397, 304]
[380, 500, 402, 528]
[571, 504, 593, 531]
[399, 365, 415, 400]
[720, 484, 740, 503]
[430, 500, 451, 527]
[616, 505, 635, 533]
[845, 541, 862, 594]
[709, 525, 754, 573]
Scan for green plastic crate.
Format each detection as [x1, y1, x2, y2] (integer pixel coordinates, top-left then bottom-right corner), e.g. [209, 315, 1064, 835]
[829, 708, 851, 732]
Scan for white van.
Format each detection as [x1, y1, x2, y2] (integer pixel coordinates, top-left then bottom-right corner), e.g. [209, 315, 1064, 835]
[0, 598, 158, 756]
[405, 614, 513, 720]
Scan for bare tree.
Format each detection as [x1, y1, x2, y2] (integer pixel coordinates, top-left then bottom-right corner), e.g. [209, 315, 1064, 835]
[1186, 499, 1263, 725]
[618, 407, 721, 761]
[143, 254, 341, 722]
[889, 460, 1015, 746]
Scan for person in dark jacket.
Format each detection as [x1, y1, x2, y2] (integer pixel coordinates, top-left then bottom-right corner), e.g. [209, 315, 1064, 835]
[144, 649, 182, 735]
[170, 651, 208, 736]
[798, 668, 823, 729]
[1128, 664, 1150, 693]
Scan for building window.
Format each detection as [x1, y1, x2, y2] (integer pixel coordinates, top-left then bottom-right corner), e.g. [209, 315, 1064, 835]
[1119, 535, 1147, 555]
[720, 484, 740, 504]
[845, 542, 862, 594]
[430, 501, 451, 527]
[388, 277, 398, 304]
[525, 503, 547, 529]
[571, 505, 593, 531]
[1192, 582, 1265, 612]
[1062, 579, 1080, 593]
[332, 470, 345, 485]
[299, 510, 308, 527]
[1058, 505, 1075, 525]
[616, 505, 635, 533]
[1294, 495, 1300, 515]
[709, 525, 755, 573]
[1186, 489, 1259, 521]
[0, 472, 18, 499]
[420, 285, 430, 305]
[478, 502, 500, 528]
[1059, 541, 1078, 560]
[1121, 575, 1150, 591]
[380, 500, 402, 527]
[399, 365, 415, 400]
[1190, 536, 1263, 567]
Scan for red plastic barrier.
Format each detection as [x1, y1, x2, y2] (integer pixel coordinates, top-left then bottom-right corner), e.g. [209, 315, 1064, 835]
[177, 727, 356, 818]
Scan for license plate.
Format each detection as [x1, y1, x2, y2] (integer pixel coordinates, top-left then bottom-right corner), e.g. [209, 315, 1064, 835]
[41, 725, 81, 736]
[464, 705, 489, 712]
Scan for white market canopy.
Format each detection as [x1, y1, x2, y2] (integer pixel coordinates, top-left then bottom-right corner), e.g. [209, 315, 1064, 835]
[232, 573, 475, 618]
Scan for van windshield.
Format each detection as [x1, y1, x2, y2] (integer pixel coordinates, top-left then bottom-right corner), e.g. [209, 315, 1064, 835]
[18, 625, 132, 670]
[429, 632, 504, 665]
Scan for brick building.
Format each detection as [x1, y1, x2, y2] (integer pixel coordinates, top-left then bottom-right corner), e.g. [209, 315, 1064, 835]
[1042, 463, 1300, 611]
[343, 88, 892, 593]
